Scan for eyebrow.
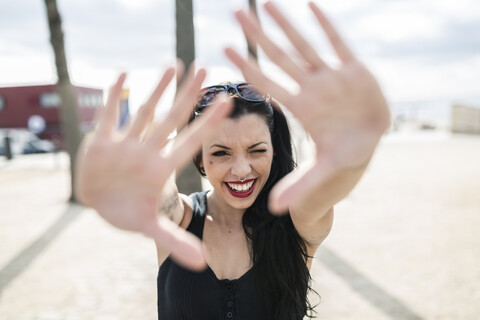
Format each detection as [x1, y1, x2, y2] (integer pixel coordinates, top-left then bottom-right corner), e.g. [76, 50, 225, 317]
[209, 142, 267, 150]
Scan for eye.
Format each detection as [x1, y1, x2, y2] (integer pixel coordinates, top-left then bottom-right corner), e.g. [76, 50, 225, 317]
[212, 151, 229, 157]
[251, 149, 267, 154]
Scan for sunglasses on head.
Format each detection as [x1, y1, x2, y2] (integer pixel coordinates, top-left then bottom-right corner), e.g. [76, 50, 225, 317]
[196, 83, 267, 109]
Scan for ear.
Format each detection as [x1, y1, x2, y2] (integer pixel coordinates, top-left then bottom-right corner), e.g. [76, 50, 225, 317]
[199, 160, 206, 176]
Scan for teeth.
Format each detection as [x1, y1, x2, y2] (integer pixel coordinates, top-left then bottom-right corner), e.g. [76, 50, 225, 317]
[227, 180, 254, 192]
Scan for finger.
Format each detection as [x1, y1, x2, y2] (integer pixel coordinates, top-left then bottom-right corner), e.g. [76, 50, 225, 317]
[172, 63, 203, 129]
[175, 58, 185, 83]
[126, 67, 176, 139]
[264, 1, 327, 70]
[165, 96, 233, 173]
[268, 160, 335, 214]
[96, 73, 126, 138]
[145, 66, 206, 149]
[144, 216, 206, 271]
[91, 103, 105, 133]
[224, 47, 293, 108]
[309, 2, 355, 63]
[136, 60, 184, 142]
[234, 9, 304, 83]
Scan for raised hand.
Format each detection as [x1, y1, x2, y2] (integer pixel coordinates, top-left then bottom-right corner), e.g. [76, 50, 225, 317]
[75, 66, 232, 270]
[225, 1, 391, 213]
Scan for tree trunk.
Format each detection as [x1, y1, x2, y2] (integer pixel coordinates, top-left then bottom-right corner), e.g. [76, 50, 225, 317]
[44, 0, 82, 202]
[175, 0, 203, 194]
[247, 0, 258, 61]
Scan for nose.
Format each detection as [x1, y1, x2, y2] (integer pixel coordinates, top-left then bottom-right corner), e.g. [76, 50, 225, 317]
[231, 155, 251, 178]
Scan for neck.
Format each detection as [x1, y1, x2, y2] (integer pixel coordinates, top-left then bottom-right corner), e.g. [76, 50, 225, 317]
[207, 191, 246, 229]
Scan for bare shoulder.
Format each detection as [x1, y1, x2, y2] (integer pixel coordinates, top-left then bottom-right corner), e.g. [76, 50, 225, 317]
[154, 193, 194, 267]
[178, 193, 193, 229]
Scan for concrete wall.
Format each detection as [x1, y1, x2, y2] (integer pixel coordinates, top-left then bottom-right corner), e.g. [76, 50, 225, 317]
[451, 104, 480, 134]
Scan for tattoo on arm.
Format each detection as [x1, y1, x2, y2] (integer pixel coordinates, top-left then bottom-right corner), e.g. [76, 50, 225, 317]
[159, 191, 180, 221]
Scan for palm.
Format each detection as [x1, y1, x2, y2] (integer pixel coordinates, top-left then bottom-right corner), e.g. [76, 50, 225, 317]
[295, 63, 387, 168]
[77, 139, 164, 232]
[75, 68, 231, 270]
[225, 1, 390, 212]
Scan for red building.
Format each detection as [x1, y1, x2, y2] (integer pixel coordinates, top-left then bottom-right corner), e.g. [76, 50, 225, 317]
[0, 84, 103, 143]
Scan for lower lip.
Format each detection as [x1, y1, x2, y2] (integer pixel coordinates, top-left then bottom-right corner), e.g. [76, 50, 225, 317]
[225, 180, 257, 198]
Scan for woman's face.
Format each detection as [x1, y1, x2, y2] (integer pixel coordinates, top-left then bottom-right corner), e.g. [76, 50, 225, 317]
[201, 114, 274, 210]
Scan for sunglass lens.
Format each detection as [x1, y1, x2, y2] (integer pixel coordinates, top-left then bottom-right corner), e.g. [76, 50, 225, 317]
[237, 84, 264, 101]
[198, 87, 225, 108]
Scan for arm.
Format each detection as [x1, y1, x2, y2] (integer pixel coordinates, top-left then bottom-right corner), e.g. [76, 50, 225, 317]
[157, 173, 184, 225]
[154, 174, 196, 266]
[289, 154, 372, 248]
[287, 108, 390, 247]
[225, 2, 391, 248]
[75, 66, 232, 271]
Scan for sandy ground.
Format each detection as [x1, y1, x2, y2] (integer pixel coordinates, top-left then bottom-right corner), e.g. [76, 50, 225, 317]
[0, 131, 479, 319]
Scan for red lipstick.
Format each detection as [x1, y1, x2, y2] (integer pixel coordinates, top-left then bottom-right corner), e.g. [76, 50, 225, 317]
[224, 179, 257, 198]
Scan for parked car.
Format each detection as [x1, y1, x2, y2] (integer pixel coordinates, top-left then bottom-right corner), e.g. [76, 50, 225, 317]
[0, 129, 55, 156]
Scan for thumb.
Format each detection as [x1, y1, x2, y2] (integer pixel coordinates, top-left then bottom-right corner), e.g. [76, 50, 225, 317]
[144, 216, 207, 271]
[268, 159, 335, 214]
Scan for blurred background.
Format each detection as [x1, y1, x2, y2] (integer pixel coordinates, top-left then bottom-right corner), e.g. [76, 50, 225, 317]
[1, 0, 479, 319]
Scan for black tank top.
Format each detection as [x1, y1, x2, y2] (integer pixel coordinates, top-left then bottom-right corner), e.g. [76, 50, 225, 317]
[157, 191, 268, 320]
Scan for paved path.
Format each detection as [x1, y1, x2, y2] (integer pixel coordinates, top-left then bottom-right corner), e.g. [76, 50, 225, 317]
[0, 132, 479, 319]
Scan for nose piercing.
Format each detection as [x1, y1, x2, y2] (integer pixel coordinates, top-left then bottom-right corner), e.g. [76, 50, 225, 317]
[239, 177, 246, 183]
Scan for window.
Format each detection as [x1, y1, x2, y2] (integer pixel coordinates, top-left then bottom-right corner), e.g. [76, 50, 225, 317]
[0, 96, 5, 111]
[78, 93, 102, 108]
[39, 92, 61, 108]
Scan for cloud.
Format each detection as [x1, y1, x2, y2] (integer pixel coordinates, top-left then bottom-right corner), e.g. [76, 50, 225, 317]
[357, 1, 478, 58]
[347, 9, 480, 63]
[59, 0, 175, 68]
[0, 0, 175, 66]
[0, 0, 49, 53]
[1, 0, 479, 103]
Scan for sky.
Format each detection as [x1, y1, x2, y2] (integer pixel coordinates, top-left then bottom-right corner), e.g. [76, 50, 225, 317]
[0, 0, 479, 114]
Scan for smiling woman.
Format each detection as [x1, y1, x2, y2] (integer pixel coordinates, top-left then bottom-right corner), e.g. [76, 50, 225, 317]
[75, 2, 390, 320]
[155, 88, 317, 319]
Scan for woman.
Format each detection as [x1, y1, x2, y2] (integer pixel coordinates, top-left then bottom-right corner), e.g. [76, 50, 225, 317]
[75, 2, 390, 319]
[156, 85, 313, 319]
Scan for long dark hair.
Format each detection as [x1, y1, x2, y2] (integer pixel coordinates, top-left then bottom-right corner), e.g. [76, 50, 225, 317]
[190, 95, 317, 319]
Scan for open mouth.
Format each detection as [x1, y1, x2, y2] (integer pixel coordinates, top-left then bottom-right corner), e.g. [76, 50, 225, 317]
[224, 179, 257, 198]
